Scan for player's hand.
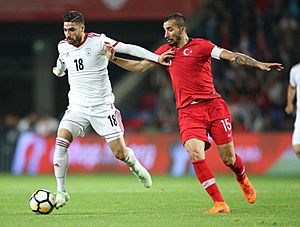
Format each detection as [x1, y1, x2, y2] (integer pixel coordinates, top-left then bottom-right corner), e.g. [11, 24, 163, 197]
[104, 42, 116, 61]
[285, 104, 294, 114]
[257, 62, 284, 71]
[52, 67, 65, 77]
[158, 49, 175, 66]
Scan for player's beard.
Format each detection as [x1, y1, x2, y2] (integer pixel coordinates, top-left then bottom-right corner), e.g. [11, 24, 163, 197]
[67, 35, 81, 46]
[167, 35, 181, 47]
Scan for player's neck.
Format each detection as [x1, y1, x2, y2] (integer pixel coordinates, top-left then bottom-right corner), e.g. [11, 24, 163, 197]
[75, 32, 87, 47]
[80, 33, 86, 42]
[176, 35, 190, 49]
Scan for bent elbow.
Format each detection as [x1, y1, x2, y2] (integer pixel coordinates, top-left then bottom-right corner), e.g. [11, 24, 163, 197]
[136, 67, 147, 73]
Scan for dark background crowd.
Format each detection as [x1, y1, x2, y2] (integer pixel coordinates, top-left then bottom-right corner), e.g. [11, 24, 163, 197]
[125, 0, 300, 133]
[1, 0, 300, 171]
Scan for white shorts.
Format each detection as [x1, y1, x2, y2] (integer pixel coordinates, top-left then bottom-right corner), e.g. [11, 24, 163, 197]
[58, 103, 124, 143]
[293, 115, 300, 145]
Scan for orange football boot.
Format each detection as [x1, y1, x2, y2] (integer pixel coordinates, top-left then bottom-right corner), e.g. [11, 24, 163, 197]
[202, 201, 231, 214]
[238, 176, 256, 204]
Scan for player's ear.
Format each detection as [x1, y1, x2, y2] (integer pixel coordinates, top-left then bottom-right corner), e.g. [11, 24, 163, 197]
[181, 26, 186, 34]
[81, 24, 85, 32]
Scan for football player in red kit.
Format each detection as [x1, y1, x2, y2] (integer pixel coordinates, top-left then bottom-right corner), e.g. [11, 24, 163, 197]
[105, 12, 283, 214]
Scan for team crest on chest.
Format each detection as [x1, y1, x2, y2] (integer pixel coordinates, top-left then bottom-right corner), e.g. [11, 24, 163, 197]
[85, 48, 92, 57]
[183, 48, 192, 56]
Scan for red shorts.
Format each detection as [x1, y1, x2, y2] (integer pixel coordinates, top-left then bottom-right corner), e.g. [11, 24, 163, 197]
[178, 98, 233, 150]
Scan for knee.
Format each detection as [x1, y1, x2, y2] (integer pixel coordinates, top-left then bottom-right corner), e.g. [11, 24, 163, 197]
[187, 149, 202, 161]
[218, 142, 236, 166]
[108, 138, 128, 161]
[294, 149, 300, 158]
[112, 147, 127, 161]
[293, 145, 300, 156]
[57, 128, 73, 142]
[222, 156, 236, 166]
[184, 140, 205, 161]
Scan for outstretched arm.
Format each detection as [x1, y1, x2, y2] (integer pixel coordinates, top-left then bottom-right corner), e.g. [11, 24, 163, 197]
[285, 84, 296, 114]
[105, 43, 174, 73]
[107, 42, 173, 67]
[113, 58, 155, 73]
[220, 49, 284, 71]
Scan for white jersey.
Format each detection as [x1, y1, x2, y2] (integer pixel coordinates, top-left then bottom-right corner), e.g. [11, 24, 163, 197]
[56, 32, 160, 107]
[289, 63, 300, 145]
[289, 63, 300, 112]
[57, 33, 117, 106]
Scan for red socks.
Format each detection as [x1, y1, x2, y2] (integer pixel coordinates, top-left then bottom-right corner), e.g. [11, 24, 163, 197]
[192, 160, 224, 202]
[228, 154, 246, 181]
[192, 155, 246, 202]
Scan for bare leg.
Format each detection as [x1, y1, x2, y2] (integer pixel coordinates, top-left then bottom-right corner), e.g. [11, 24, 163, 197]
[293, 144, 300, 158]
[185, 138, 230, 214]
[108, 137, 152, 188]
[218, 141, 256, 204]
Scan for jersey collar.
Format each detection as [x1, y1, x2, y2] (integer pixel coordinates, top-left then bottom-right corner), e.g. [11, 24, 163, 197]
[170, 38, 192, 50]
[74, 32, 88, 48]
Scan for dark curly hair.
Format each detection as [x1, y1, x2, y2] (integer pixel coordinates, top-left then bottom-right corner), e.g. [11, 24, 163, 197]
[164, 12, 187, 28]
[62, 11, 85, 24]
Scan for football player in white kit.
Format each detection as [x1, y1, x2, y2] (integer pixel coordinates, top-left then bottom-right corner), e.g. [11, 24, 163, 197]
[52, 11, 173, 209]
[285, 63, 300, 159]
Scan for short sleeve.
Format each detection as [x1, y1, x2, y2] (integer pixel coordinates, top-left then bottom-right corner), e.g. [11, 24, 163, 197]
[290, 67, 297, 87]
[200, 40, 216, 57]
[102, 34, 118, 47]
[211, 46, 223, 60]
[155, 45, 169, 55]
[98, 33, 118, 53]
[57, 44, 65, 62]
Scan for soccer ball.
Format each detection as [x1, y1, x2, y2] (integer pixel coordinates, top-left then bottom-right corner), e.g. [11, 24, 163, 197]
[29, 189, 55, 214]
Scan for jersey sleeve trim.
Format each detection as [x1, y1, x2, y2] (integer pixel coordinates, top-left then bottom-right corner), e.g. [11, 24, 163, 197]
[211, 46, 223, 60]
[290, 66, 297, 87]
[114, 43, 159, 62]
[113, 41, 119, 47]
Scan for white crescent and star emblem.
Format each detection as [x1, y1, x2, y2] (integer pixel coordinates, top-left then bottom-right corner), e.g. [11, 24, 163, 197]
[183, 48, 192, 56]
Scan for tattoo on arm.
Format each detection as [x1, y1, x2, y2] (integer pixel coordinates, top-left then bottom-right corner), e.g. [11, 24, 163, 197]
[234, 54, 258, 67]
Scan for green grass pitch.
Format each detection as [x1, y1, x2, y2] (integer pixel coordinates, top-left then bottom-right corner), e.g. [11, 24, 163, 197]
[0, 174, 299, 227]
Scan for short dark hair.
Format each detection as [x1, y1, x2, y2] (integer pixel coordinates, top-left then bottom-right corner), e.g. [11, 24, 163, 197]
[63, 11, 85, 24]
[164, 12, 187, 28]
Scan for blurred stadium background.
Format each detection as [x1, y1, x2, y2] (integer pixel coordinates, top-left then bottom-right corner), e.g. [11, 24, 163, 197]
[1, 0, 300, 176]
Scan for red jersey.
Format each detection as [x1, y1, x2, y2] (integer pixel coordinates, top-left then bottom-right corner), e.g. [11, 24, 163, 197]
[155, 38, 221, 109]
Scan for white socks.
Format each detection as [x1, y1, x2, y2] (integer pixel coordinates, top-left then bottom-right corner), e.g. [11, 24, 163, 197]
[53, 137, 70, 192]
[124, 147, 138, 170]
